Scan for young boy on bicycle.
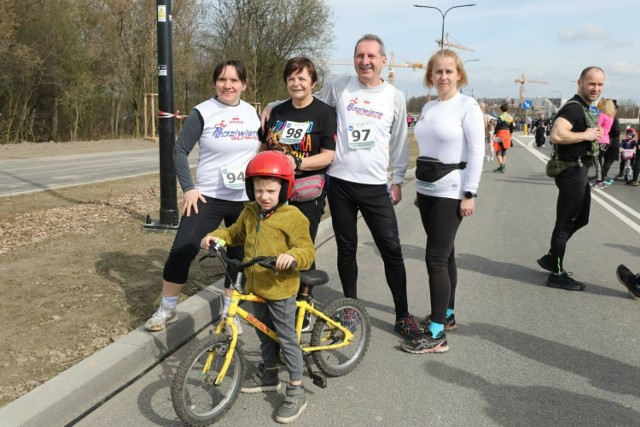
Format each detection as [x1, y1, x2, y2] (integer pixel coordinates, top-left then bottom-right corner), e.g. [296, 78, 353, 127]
[201, 151, 315, 424]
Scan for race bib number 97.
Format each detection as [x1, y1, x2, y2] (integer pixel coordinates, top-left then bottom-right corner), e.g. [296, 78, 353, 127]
[347, 122, 375, 149]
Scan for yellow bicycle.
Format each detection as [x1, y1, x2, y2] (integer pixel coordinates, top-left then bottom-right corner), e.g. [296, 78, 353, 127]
[171, 245, 371, 426]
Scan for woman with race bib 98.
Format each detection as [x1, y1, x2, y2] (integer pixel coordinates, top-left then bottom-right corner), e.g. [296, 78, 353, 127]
[145, 60, 260, 333]
[260, 56, 336, 252]
[402, 49, 484, 354]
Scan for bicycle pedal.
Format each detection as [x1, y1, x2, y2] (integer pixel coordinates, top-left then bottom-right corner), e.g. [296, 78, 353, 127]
[313, 377, 327, 389]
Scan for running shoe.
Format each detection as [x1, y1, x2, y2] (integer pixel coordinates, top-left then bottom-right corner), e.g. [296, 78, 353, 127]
[423, 313, 457, 331]
[593, 181, 606, 189]
[546, 272, 585, 291]
[301, 312, 312, 332]
[629, 181, 639, 187]
[616, 264, 640, 300]
[275, 385, 307, 423]
[536, 253, 555, 272]
[241, 364, 281, 393]
[144, 303, 178, 332]
[394, 314, 422, 339]
[341, 308, 360, 333]
[401, 329, 449, 354]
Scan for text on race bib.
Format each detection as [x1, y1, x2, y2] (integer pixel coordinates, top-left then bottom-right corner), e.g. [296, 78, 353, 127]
[347, 122, 375, 150]
[279, 121, 310, 145]
[221, 164, 246, 190]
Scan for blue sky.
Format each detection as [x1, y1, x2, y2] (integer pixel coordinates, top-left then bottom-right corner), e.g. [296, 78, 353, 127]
[323, 0, 639, 105]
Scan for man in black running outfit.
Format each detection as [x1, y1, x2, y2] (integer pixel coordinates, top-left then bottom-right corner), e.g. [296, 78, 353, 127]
[537, 66, 605, 291]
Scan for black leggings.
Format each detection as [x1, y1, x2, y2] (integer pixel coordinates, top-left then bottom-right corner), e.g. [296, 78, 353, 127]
[163, 196, 244, 287]
[327, 176, 409, 318]
[549, 166, 591, 272]
[417, 194, 462, 325]
[291, 195, 326, 273]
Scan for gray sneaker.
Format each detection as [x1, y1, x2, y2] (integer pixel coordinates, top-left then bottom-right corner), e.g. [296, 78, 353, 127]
[241, 364, 281, 393]
[144, 303, 178, 332]
[275, 385, 307, 424]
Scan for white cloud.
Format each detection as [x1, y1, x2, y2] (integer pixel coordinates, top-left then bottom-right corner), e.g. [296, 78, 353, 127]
[608, 61, 640, 75]
[558, 22, 610, 41]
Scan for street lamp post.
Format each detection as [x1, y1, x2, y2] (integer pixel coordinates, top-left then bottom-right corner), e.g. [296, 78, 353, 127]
[413, 3, 476, 48]
[460, 60, 479, 93]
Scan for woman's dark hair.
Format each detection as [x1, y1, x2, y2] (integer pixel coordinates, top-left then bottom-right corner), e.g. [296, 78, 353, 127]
[282, 57, 318, 84]
[212, 60, 248, 83]
[500, 103, 509, 112]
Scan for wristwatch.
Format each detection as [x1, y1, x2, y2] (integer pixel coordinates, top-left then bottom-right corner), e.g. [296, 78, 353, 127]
[464, 191, 477, 199]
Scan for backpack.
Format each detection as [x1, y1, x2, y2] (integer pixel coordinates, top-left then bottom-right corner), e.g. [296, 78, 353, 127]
[549, 100, 598, 157]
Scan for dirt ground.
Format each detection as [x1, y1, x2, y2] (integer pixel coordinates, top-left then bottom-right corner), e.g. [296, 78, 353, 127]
[0, 139, 224, 407]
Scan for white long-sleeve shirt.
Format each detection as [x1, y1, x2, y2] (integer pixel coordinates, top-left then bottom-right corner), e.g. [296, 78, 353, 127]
[413, 92, 484, 199]
[314, 76, 409, 185]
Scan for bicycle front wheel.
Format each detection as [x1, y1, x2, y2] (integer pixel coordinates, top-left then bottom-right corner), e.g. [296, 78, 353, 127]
[311, 298, 371, 377]
[172, 334, 245, 426]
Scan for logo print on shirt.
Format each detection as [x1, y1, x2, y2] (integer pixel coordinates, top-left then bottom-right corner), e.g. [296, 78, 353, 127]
[346, 98, 384, 119]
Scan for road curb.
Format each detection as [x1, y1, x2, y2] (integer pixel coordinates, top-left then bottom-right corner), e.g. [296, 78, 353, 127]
[0, 172, 420, 425]
[0, 213, 342, 427]
[0, 285, 224, 427]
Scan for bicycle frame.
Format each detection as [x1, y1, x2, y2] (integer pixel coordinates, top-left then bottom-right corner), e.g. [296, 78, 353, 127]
[206, 278, 355, 386]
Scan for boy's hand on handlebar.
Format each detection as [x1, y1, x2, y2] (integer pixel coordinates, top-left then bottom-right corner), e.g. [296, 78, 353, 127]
[275, 253, 295, 271]
[200, 235, 217, 251]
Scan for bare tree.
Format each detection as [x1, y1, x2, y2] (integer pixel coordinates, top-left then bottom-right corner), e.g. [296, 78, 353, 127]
[197, 0, 334, 105]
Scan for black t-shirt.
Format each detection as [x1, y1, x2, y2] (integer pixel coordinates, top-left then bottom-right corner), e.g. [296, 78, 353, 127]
[555, 95, 592, 160]
[260, 98, 337, 179]
[609, 117, 621, 144]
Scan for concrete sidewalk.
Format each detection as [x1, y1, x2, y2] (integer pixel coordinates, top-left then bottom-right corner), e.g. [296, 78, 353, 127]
[0, 206, 342, 427]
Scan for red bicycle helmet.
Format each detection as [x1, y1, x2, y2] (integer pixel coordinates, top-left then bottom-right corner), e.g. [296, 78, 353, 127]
[627, 127, 637, 137]
[245, 151, 295, 204]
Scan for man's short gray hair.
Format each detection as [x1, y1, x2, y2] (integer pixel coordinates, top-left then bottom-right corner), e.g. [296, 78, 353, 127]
[354, 34, 386, 57]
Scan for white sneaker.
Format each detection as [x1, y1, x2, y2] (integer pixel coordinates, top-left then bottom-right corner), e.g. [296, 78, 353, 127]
[144, 303, 178, 332]
[224, 316, 244, 335]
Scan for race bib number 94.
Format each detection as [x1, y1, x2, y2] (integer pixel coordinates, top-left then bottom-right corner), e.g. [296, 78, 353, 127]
[347, 122, 375, 149]
[221, 164, 246, 190]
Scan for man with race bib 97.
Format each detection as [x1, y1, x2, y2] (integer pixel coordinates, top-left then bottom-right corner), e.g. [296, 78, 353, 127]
[265, 34, 420, 339]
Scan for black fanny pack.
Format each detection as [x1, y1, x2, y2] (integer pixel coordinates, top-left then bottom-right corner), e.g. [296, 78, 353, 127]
[416, 156, 467, 182]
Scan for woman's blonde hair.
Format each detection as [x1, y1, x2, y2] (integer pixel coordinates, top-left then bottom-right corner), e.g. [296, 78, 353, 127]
[424, 49, 468, 89]
[597, 98, 616, 117]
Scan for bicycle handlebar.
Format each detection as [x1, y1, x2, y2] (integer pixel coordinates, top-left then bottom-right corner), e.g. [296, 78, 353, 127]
[199, 243, 296, 272]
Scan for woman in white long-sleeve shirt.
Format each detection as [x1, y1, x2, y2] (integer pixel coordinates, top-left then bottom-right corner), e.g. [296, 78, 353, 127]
[402, 49, 485, 354]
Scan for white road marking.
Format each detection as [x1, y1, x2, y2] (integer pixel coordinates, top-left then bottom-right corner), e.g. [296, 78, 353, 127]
[514, 135, 640, 235]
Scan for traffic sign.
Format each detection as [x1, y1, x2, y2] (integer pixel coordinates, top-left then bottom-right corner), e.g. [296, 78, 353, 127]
[522, 100, 533, 110]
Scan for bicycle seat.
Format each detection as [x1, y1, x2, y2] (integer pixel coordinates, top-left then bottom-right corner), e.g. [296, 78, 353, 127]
[300, 270, 329, 287]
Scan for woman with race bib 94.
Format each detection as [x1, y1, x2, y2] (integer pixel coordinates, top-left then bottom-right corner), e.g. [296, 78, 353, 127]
[145, 60, 260, 333]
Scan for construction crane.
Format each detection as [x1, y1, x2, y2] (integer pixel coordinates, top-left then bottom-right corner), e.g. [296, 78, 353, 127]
[514, 73, 548, 104]
[387, 52, 425, 85]
[436, 33, 474, 52]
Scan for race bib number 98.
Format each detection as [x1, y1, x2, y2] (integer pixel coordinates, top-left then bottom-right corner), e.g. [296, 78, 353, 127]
[280, 121, 309, 145]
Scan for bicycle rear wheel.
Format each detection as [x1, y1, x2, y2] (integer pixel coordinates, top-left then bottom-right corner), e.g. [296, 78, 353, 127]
[311, 298, 371, 377]
[172, 334, 245, 426]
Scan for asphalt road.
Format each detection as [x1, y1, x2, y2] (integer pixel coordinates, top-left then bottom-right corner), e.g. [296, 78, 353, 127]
[0, 149, 198, 197]
[74, 135, 640, 426]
